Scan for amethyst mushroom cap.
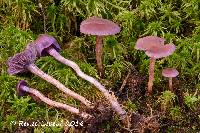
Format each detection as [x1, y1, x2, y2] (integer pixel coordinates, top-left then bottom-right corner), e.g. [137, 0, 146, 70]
[162, 68, 179, 78]
[135, 36, 165, 51]
[145, 44, 176, 59]
[80, 16, 120, 36]
[135, 36, 176, 59]
[8, 48, 37, 75]
[17, 80, 28, 96]
[80, 16, 120, 77]
[17, 80, 39, 101]
[34, 34, 61, 57]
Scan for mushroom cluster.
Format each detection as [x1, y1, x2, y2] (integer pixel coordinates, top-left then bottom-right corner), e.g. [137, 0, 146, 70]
[135, 36, 176, 95]
[7, 16, 179, 128]
[30, 34, 125, 118]
[7, 32, 126, 120]
[8, 45, 92, 108]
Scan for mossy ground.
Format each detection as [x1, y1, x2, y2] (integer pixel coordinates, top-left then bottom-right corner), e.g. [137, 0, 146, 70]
[1, 0, 200, 132]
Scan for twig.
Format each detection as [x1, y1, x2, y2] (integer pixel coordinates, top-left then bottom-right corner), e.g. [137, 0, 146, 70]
[147, 103, 153, 117]
[119, 69, 131, 92]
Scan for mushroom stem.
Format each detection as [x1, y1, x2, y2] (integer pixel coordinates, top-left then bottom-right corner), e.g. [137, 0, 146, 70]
[46, 48, 126, 119]
[169, 77, 173, 91]
[147, 58, 156, 95]
[96, 35, 104, 77]
[27, 63, 93, 108]
[21, 85, 92, 119]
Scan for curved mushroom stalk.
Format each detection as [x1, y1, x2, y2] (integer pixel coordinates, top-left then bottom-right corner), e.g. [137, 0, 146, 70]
[17, 80, 92, 119]
[7, 49, 93, 108]
[32, 34, 126, 119]
[47, 48, 126, 118]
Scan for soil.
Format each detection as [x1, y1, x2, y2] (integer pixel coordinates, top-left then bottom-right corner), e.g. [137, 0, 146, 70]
[13, 66, 200, 133]
[67, 102, 160, 133]
[66, 67, 161, 133]
[115, 66, 147, 101]
[13, 124, 34, 133]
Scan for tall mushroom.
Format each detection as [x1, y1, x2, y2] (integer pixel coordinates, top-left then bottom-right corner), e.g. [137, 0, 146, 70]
[28, 34, 126, 119]
[17, 80, 92, 119]
[135, 36, 176, 95]
[80, 16, 120, 77]
[162, 68, 179, 91]
[7, 48, 92, 108]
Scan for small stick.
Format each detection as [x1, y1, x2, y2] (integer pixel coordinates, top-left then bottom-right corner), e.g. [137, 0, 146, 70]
[38, 0, 47, 33]
[119, 69, 131, 92]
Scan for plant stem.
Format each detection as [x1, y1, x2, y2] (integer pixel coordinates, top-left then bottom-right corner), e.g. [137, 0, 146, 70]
[119, 69, 131, 92]
[147, 58, 156, 95]
[22, 86, 91, 119]
[27, 64, 93, 108]
[96, 35, 104, 77]
[47, 48, 126, 118]
[38, 0, 47, 33]
[169, 77, 173, 91]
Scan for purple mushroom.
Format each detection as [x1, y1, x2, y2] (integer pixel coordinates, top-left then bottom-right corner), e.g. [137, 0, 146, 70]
[162, 68, 179, 91]
[16, 80, 40, 102]
[7, 48, 92, 108]
[80, 16, 120, 77]
[17, 80, 91, 119]
[135, 36, 176, 95]
[28, 34, 126, 119]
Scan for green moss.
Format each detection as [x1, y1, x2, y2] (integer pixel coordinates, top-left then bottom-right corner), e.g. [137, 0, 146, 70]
[1, 0, 200, 131]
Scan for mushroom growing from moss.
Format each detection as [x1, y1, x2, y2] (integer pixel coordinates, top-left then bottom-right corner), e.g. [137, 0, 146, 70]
[7, 48, 92, 108]
[162, 68, 179, 91]
[28, 34, 126, 119]
[17, 80, 91, 119]
[80, 16, 120, 77]
[135, 36, 176, 95]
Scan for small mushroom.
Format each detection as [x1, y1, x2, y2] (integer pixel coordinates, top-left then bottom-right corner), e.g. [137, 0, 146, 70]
[29, 34, 126, 119]
[80, 16, 120, 77]
[162, 68, 179, 91]
[7, 48, 92, 108]
[135, 36, 176, 95]
[17, 80, 91, 119]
